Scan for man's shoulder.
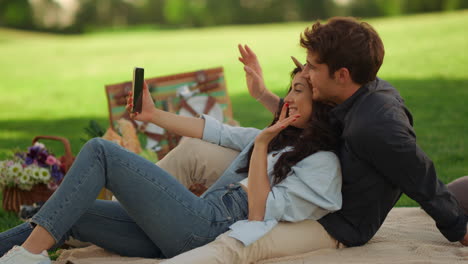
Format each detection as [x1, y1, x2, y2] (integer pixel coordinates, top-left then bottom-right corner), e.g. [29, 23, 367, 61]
[346, 80, 413, 140]
[353, 80, 408, 121]
[361, 79, 402, 108]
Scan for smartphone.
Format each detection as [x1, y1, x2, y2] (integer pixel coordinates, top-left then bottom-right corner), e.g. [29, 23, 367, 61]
[132, 67, 144, 113]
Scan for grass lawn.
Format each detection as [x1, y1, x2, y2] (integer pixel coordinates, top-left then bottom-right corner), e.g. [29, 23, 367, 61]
[0, 10, 467, 232]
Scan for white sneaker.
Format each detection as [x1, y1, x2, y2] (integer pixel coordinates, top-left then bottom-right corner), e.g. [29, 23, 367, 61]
[0, 246, 51, 264]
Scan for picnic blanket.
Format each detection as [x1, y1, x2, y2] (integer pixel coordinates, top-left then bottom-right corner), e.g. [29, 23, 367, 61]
[53, 207, 468, 264]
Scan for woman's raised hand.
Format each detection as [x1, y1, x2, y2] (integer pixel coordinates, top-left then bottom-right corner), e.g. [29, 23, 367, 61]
[238, 44, 268, 100]
[125, 82, 156, 123]
[255, 103, 300, 145]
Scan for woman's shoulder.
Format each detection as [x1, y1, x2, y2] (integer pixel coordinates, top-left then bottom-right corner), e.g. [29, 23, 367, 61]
[297, 151, 339, 166]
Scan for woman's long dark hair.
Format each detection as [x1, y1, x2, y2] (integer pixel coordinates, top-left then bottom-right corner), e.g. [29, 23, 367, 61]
[236, 67, 338, 185]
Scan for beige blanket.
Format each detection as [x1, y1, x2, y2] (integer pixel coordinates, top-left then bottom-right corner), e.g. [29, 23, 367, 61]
[53, 207, 468, 264]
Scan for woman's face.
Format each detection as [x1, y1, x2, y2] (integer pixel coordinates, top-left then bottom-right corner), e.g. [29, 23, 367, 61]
[284, 73, 313, 129]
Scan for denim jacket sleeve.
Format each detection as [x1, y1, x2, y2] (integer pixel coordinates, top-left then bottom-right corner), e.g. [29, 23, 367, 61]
[201, 114, 261, 151]
[228, 151, 342, 246]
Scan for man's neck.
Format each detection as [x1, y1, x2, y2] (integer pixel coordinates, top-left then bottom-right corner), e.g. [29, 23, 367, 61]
[334, 83, 362, 104]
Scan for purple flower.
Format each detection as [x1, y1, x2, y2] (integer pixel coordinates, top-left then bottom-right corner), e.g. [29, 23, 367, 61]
[37, 152, 49, 167]
[51, 165, 64, 182]
[25, 156, 34, 165]
[27, 146, 41, 158]
[15, 152, 26, 160]
[27, 145, 48, 160]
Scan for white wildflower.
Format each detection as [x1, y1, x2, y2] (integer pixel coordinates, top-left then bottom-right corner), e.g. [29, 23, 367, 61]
[34, 142, 46, 149]
[7, 163, 23, 178]
[0, 162, 6, 178]
[31, 166, 42, 180]
[18, 171, 31, 184]
[24, 167, 33, 177]
[39, 168, 51, 182]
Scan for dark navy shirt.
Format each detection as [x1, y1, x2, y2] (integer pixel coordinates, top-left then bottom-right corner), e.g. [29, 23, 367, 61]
[318, 78, 468, 247]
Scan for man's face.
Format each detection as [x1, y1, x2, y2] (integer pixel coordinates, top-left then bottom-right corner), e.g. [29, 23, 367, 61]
[302, 51, 340, 104]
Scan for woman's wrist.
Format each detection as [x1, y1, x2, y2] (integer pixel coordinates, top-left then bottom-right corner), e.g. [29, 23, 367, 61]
[254, 137, 270, 148]
[255, 88, 267, 102]
[148, 108, 162, 124]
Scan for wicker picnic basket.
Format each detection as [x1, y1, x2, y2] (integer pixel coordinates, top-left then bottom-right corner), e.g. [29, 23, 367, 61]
[2, 136, 74, 212]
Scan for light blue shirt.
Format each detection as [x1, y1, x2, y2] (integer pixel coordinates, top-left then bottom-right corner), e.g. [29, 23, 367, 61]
[200, 115, 342, 246]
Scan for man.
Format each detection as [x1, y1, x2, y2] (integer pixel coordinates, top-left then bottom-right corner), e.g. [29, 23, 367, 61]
[298, 16, 468, 247]
[163, 17, 467, 263]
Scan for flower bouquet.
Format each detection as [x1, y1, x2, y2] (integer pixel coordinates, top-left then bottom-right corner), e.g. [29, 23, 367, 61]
[1, 136, 74, 212]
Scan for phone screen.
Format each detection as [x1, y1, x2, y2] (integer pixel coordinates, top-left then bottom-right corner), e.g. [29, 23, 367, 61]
[132, 67, 144, 113]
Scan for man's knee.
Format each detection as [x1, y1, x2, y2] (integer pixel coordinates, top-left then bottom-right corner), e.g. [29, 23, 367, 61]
[157, 138, 239, 189]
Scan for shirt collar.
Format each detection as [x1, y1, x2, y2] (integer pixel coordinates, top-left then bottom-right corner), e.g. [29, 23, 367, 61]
[330, 82, 372, 124]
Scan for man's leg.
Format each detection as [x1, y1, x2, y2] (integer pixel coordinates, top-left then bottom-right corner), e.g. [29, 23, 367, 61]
[158, 138, 343, 263]
[447, 176, 468, 215]
[164, 220, 343, 264]
[157, 138, 240, 190]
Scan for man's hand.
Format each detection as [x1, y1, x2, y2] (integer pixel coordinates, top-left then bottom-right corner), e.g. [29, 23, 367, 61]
[238, 44, 268, 100]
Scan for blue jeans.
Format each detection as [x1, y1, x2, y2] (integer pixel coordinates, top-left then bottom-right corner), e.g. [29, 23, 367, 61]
[0, 138, 248, 258]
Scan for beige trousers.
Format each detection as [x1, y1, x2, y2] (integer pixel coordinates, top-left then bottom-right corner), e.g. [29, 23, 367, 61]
[157, 138, 342, 264]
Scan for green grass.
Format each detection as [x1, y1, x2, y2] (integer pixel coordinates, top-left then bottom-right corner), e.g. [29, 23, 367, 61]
[0, 10, 467, 232]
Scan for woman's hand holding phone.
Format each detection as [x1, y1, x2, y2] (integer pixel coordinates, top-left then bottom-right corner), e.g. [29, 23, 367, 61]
[126, 82, 157, 123]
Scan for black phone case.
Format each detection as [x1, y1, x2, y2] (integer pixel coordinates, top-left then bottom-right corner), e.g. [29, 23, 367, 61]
[132, 67, 144, 113]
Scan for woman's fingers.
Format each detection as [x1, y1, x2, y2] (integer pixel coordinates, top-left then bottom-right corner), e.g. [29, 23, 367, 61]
[277, 114, 300, 129]
[126, 93, 133, 113]
[278, 103, 288, 121]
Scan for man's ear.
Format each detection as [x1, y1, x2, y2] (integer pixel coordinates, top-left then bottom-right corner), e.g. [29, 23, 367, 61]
[334, 67, 351, 84]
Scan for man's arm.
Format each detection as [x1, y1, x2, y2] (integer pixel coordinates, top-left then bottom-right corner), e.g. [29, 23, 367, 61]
[357, 107, 468, 243]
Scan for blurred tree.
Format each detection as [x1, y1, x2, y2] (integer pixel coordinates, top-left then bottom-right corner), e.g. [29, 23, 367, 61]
[296, 0, 331, 20]
[163, 0, 186, 26]
[376, 0, 405, 16]
[1, 0, 468, 34]
[140, 0, 166, 25]
[0, 0, 34, 29]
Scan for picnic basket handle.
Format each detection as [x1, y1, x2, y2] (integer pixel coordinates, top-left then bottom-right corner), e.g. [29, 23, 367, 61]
[32, 135, 74, 172]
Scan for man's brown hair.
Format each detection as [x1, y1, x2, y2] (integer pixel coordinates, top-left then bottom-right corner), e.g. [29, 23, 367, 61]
[300, 17, 385, 85]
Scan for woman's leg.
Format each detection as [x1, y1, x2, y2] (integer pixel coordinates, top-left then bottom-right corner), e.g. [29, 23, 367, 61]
[66, 200, 164, 258]
[25, 138, 241, 258]
[2, 137, 238, 257]
[1, 200, 163, 258]
[0, 223, 34, 255]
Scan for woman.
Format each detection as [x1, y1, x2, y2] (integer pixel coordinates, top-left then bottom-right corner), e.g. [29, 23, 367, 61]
[0, 48, 341, 264]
